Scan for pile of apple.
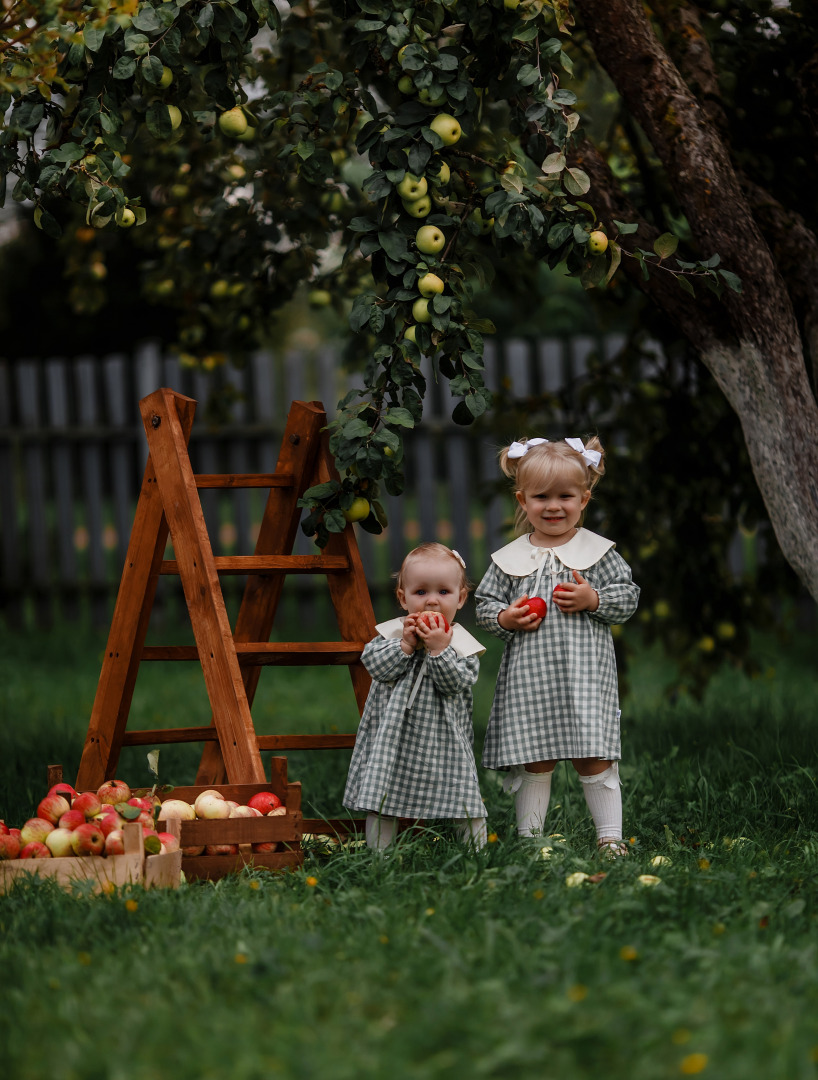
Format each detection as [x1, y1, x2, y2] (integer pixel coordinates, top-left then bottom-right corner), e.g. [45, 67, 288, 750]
[0, 781, 284, 862]
[158, 788, 285, 857]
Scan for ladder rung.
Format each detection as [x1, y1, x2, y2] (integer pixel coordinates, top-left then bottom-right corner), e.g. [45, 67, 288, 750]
[160, 555, 350, 575]
[142, 642, 367, 666]
[257, 734, 357, 750]
[124, 726, 220, 746]
[194, 472, 294, 488]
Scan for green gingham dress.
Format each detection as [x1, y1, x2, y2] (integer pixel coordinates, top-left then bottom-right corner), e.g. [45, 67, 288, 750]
[476, 529, 640, 768]
[343, 619, 487, 820]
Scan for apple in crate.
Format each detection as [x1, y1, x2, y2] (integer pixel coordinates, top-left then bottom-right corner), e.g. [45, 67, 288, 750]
[195, 791, 231, 820]
[71, 823, 105, 856]
[0, 833, 21, 860]
[157, 831, 180, 854]
[20, 841, 52, 858]
[47, 782, 78, 803]
[96, 807, 126, 837]
[0, 820, 7, 834]
[21, 818, 55, 846]
[182, 844, 205, 857]
[104, 830, 126, 856]
[205, 843, 239, 855]
[97, 779, 131, 805]
[252, 841, 279, 853]
[157, 799, 196, 822]
[46, 828, 76, 858]
[73, 791, 102, 819]
[247, 792, 283, 815]
[230, 805, 262, 819]
[142, 830, 162, 855]
[37, 793, 71, 825]
[59, 809, 86, 831]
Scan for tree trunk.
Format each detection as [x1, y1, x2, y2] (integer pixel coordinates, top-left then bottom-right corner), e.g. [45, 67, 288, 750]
[573, 0, 818, 603]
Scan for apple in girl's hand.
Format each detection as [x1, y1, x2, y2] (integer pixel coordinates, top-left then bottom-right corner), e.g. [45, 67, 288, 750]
[20, 841, 52, 858]
[0, 834, 21, 860]
[73, 791, 102, 819]
[37, 794, 71, 825]
[553, 583, 569, 593]
[71, 822, 105, 856]
[526, 597, 548, 620]
[20, 818, 55, 846]
[97, 779, 131, 805]
[418, 613, 450, 632]
[45, 827, 76, 858]
[247, 791, 283, 815]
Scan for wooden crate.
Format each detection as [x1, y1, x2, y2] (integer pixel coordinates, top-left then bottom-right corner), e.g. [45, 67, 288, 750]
[0, 819, 182, 895]
[156, 756, 303, 881]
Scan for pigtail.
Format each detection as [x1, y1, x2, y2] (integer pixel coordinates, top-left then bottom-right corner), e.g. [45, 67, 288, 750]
[581, 435, 606, 492]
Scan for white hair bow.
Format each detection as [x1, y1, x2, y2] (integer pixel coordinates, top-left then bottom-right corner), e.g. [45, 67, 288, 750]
[508, 438, 549, 459]
[451, 549, 466, 569]
[565, 437, 602, 468]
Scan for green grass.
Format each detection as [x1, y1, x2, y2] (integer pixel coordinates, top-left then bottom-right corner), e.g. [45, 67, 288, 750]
[1, 619, 817, 1079]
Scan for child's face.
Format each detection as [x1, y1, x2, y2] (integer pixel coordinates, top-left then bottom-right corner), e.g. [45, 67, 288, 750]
[516, 474, 590, 546]
[397, 556, 468, 624]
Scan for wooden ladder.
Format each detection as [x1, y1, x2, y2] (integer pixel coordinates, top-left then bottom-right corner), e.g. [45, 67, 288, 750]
[75, 388, 376, 833]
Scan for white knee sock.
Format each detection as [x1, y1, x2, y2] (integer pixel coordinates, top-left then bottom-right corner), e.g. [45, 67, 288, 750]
[515, 769, 554, 836]
[365, 813, 398, 850]
[579, 764, 622, 841]
[453, 817, 488, 850]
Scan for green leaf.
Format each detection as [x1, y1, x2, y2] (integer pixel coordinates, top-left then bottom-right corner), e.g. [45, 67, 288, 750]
[614, 219, 639, 236]
[718, 269, 742, 294]
[342, 418, 372, 439]
[147, 750, 161, 778]
[384, 407, 415, 428]
[83, 25, 106, 51]
[653, 232, 679, 260]
[141, 55, 165, 85]
[677, 274, 696, 296]
[563, 168, 590, 196]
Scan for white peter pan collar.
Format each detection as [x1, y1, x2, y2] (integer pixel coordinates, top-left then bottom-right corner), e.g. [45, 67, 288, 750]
[375, 617, 486, 658]
[490, 528, 615, 576]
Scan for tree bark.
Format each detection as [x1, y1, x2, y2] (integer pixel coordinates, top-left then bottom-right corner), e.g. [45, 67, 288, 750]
[573, 0, 818, 602]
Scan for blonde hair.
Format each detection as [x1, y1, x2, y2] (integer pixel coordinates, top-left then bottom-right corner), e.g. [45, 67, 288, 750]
[499, 437, 606, 534]
[395, 542, 472, 595]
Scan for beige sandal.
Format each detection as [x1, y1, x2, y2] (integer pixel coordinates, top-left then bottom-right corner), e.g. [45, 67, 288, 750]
[598, 838, 628, 858]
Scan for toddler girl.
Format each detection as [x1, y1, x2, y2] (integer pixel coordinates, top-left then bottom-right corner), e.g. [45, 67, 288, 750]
[475, 436, 640, 855]
[344, 543, 488, 850]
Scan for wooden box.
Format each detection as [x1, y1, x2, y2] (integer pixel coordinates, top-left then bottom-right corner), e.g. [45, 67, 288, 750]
[156, 756, 304, 881]
[0, 819, 182, 895]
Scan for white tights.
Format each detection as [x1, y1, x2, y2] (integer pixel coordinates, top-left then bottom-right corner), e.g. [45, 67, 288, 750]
[364, 813, 487, 851]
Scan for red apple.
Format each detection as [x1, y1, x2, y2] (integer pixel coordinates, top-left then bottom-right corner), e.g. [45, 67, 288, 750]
[127, 796, 154, 813]
[182, 844, 205, 856]
[58, 809, 86, 831]
[526, 596, 548, 619]
[20, 818, 55, 846]
[205, 843, 238, 856]
[157, 831, 180, 854]
[104, 830, 125, 856]
[0, 820, 9, 835]
[47, 782, 78, 803]
[0, 834, 21, 860]
[553, 583, 569, 593]
[247, 791, 283, 815]
[20, 841, 52, 858]
[37, 793, 72, 825]
[8, 828, 21, 843]
[230, 805, 262, 819]
[97, 779, 131, 805]
[252, 841, 278, 853]
[96, 811, 126, 838]
[73, 791, 102, 819]
[268, 806, 287, 817]
[71, 822, 105, 856]
[142, 830, 162, 855]
[45, 827, 76, 858]
[418, 612, 450, 632]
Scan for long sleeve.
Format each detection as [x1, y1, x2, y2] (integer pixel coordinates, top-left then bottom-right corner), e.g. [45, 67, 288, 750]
[474, 563, 516, 643]
[426, 649, 480, 697]
[361, 636, 413, 682]
[588, 550, 640, 626]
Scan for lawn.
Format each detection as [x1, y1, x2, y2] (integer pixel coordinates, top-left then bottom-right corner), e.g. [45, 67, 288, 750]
[1, 618, 817, 1080]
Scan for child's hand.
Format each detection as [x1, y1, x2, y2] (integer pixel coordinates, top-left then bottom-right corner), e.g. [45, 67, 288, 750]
[552, 571, 599, 613]
[498, 595, 544, 632]
[414, 612, 453, 656]
[400, 615, 421, 654]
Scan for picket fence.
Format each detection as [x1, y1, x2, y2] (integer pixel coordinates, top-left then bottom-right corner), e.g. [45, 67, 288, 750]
[0, 334, 629, 629]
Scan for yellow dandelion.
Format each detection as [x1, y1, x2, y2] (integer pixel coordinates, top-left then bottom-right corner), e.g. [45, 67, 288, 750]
[249, 880, 260, 890]
[637, 874, 661, 887]
[619, 945, 638, 961]
[565, 871, 589, 888]
[533, 889, 544, 900]
[101, 881, 116, 897]
[697, 858, 710, 871]
[235, 953, 248, 964]
[305, 876, 318, 888]
[538, 846, 552, 861]
[712, 922, 726, 936]
[672, 1029, 691, 1045]
[566, 984, 588, 1002]
[379, 935, 389, 945]
[487, 832, 498, 843]
[425, 907, 435, 916]
[809, 1046, 818, 1064]
[78, 952, 92, 966]
[680, 1052, 708, 1074]
[629, 837, 636, 845]
[125, 898, 139, 912]
[651, 855, 672, 868]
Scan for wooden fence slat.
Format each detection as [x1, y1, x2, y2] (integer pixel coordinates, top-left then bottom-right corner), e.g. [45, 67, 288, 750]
[45, 358, 79, 622]
[0, 361, 22, 624]
[17, 360, 51, 625]
[75, 356, 108, 625]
